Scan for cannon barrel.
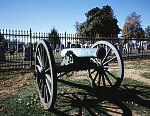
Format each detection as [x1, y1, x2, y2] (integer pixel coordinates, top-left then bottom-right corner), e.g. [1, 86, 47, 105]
[61, 48, 101, 58]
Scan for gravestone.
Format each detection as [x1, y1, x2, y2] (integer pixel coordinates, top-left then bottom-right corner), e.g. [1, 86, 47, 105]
[56, 44, 59, 52]
[71, 44, 76, 48]
[60, 44, 64, 50]
[123, 43, 132, 54]
[17, 43, 23, 52]
[50, 44, 55, 50]
[143, 43, 147, 50]
[119, 44, 123, 54]
[0, 44, 6, 61]
[67, 42, 71, 48]
[3, 40, 8, 51]
[129, 43, 133, 54]
[9, 43, 15, 55]
[24, 44, 34, 61]
[76, 44, 81, 48]
[147, 44, 150, 50]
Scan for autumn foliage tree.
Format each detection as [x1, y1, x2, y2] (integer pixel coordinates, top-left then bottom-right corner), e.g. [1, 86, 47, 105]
[122, 12, 144, 38]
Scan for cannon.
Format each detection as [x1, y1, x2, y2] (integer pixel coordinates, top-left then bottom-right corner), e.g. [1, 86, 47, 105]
[34, 39, 124, 110]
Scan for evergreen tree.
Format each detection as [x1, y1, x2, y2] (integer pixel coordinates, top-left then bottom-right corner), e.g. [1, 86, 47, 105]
[47, 27, 60, 48]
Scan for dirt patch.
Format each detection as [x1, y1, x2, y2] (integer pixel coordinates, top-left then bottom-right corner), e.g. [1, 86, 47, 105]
[70, 76, 88, 80]
[0, 73, 34, 98]
[124, 69, 150, 85]
[103, 104, 123, 116]
[124, 59, 150, 66]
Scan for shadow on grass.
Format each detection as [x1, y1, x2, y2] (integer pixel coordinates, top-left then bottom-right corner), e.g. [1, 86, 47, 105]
[51, 79, 150, 116]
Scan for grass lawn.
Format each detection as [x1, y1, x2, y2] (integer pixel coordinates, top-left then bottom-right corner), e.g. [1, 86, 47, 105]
[0, 58, 150, 116]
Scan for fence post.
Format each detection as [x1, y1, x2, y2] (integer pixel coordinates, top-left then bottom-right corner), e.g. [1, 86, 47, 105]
[30, 28, 32, 68]
[65, 31, 66, 48]
[127, 37, 130, 59]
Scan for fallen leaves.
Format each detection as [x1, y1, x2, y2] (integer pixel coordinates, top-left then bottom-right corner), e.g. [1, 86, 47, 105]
[26, 99, 37, 106]
[18, 98, 22, 103]
[134, 103, 139, 107]
[0, 105, 4, 112]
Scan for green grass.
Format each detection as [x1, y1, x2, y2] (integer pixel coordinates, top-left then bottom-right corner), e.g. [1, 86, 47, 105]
[125, 62, 150, 70]
[1, 59, 150, 115]
[141, 72, 150, 79]
[1, 73, 150, 116]
[121, 77, 150, 115]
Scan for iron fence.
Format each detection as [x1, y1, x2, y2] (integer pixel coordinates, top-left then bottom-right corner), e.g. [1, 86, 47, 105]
[0, 28, 150, 71]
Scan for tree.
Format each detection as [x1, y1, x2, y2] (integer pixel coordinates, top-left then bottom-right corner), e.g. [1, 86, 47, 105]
[47, 27, 60, 48]
[78, 5, 121, 37]
[145, 25, 150, 39]
[122, 12, 144, 38]
[73, 21, 80, 34]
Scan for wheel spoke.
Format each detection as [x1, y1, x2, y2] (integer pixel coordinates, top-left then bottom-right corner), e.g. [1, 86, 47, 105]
[102, 74, 106, 87]
[94, 72, 99, 81]
[103, 56, 117, 65]
[104, 72, 112, 87]
[45, 68, 51, 74]
[45, 74, 52, 83]
[46, 85, 50, 103]
[45, 78, 52, 97]
[45, 55, 48, 68]
[42, 45, 45, 67]
[37, 55, 42, 67]
[98, 72, 101, 86]
[102, 48, 112, 63]
[105, 70, 118, 80]
[103, 66, 119, 69]
[44, 85, 46, 102]
[41, 81, 45, 97]
[37, 78, 42, 89]
[91, 69, 96, 74]
[37, 47, 43, 66]
[91, 58, 97, 63]
[44, 85, 50, 103]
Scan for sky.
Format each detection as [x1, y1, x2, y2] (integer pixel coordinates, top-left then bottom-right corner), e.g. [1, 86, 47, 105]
[0, 0, 150, 35]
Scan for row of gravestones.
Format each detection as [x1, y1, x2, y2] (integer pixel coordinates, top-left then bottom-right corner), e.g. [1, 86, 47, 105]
[24, 42, 150, 60]
[0, 42, 36, 61]
[50, 41, 150, 55]
[1, 41, 150, 62]
[50, 42, 92, 51]
[115, 42, 150, 55]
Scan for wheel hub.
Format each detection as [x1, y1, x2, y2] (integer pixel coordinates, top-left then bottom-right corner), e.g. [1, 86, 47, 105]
[97, 59, 106, 73]
[35, 65, 45, 79]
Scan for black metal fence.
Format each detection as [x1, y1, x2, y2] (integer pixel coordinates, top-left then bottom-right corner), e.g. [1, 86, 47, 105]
[0, 28, 150, 71]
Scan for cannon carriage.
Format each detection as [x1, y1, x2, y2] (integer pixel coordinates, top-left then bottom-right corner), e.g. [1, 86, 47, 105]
[34, 39, 124, 110]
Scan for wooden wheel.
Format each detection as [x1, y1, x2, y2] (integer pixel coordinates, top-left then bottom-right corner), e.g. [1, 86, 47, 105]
[88, 41, 124, 88]
[34, 39, 57, 110]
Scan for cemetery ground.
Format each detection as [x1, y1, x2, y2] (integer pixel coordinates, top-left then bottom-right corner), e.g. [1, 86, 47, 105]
[0, 58, 150, 116]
